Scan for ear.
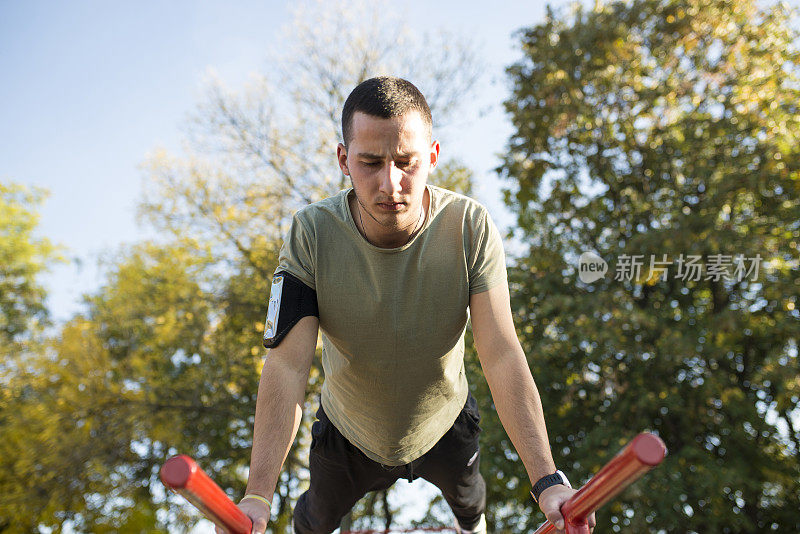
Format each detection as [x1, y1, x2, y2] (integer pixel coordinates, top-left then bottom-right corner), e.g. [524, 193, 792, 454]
[429, 140, 440, 171]
[337, 143, 350, 176]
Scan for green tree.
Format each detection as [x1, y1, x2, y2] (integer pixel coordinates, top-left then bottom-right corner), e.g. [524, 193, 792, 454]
[0, 182, 60, 353]
[1, 316, 176, 533]
[494, 0, 800, 531]
[0, 241, 217, 532]
[0, 182, 65, 532]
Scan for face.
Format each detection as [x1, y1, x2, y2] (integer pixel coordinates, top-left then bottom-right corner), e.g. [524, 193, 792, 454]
[337, 110, 439, 233]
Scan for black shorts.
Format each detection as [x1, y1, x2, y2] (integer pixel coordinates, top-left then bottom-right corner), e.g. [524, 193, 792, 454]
[293, 392, 486, 534]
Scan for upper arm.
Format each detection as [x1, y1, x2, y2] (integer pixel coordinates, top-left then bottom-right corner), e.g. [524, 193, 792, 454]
[467, 208, 507, 295]
[277, 213, 316, 288]
[263, 315, 319, 381]
[469, 283, 522, 369]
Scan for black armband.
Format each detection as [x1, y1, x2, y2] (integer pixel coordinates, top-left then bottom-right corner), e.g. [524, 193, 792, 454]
[262, 271, 319, 348]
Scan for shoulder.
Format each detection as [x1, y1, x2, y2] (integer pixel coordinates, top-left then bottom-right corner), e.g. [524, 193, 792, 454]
[291, 189, 349, 229]
[428, 185, 490, 223]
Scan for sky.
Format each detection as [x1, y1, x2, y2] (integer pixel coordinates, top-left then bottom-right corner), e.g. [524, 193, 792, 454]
[1, 1, 559, 531]
[1, 0, 556, 323]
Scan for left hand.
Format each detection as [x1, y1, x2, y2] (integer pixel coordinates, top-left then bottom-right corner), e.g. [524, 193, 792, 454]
[538, 485, 596, 533]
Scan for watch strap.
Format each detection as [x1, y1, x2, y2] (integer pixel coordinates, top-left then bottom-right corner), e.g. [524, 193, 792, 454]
[531, 470, 571, 502]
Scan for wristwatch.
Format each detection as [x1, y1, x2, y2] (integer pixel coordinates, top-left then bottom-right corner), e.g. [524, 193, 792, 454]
[531, 470, 572, 503]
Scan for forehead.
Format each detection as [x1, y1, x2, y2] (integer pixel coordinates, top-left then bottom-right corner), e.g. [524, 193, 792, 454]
[349, 111, 430, 150]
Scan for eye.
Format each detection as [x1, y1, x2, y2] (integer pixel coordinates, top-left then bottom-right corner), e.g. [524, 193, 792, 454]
[397, 159, 417, 170]
[362, 161, 381, 167]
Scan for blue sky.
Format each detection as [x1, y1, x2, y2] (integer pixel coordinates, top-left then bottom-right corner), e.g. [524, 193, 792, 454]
[1, 0, 554, 321]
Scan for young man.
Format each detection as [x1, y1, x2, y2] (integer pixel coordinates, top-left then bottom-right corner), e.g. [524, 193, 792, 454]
[222, 77, 595, 534]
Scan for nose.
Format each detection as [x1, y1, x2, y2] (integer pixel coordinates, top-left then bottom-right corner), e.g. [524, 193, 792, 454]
[378, 161, 403, 196]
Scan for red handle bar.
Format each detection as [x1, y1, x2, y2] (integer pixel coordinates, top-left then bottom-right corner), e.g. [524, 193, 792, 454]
[533, 432, 666, 534]
[160, 455, 253, 534]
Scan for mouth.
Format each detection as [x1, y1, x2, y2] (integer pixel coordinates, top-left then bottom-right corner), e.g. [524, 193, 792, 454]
[377, 201, 405, 211]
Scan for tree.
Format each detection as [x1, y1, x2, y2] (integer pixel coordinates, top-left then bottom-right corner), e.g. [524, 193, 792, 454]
[496, 0, 800, 531]
[0, 182, 64, 532]
[0, 241, 218, 532]
[0, 182, 60, 354]
[1, 316, 175, 533]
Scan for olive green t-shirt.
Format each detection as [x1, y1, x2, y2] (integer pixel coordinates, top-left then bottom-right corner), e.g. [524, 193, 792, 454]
[275, 185, 507, 465]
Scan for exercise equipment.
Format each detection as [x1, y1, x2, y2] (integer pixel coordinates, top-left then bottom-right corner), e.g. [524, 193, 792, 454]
[160, 432, 666, 534]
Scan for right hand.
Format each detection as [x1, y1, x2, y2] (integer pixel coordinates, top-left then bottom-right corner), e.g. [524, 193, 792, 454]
[214, 497, 270, 534]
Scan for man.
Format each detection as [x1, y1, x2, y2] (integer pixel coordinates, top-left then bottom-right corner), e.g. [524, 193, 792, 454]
[222, 77, 596, 534]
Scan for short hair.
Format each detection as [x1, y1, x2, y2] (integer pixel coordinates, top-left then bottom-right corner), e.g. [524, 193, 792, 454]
[341, 76, 432, 147]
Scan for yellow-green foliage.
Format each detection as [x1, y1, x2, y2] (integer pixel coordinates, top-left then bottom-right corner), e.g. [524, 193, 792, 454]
[492, 0, 800, 531]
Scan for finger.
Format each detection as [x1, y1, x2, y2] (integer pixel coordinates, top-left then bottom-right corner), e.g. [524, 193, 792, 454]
[543, 509, 565, 532]
[588, 512, 597, 527]
[252, 516, 268, 534]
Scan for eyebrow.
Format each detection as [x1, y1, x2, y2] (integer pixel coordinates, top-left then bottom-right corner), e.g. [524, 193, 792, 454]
[356, 151, 414, 159]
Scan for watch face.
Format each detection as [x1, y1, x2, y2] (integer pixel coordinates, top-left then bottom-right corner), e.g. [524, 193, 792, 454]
[556, 470, 572, 489]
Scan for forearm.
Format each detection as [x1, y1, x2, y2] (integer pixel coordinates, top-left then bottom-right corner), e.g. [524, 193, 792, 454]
[481, 346, 556, 485]
[245, 354, 308, 499]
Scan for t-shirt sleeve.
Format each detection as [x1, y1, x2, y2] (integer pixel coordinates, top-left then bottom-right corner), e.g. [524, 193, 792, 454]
[467, 207, 508, 295]
[275, 212, 316, 290]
